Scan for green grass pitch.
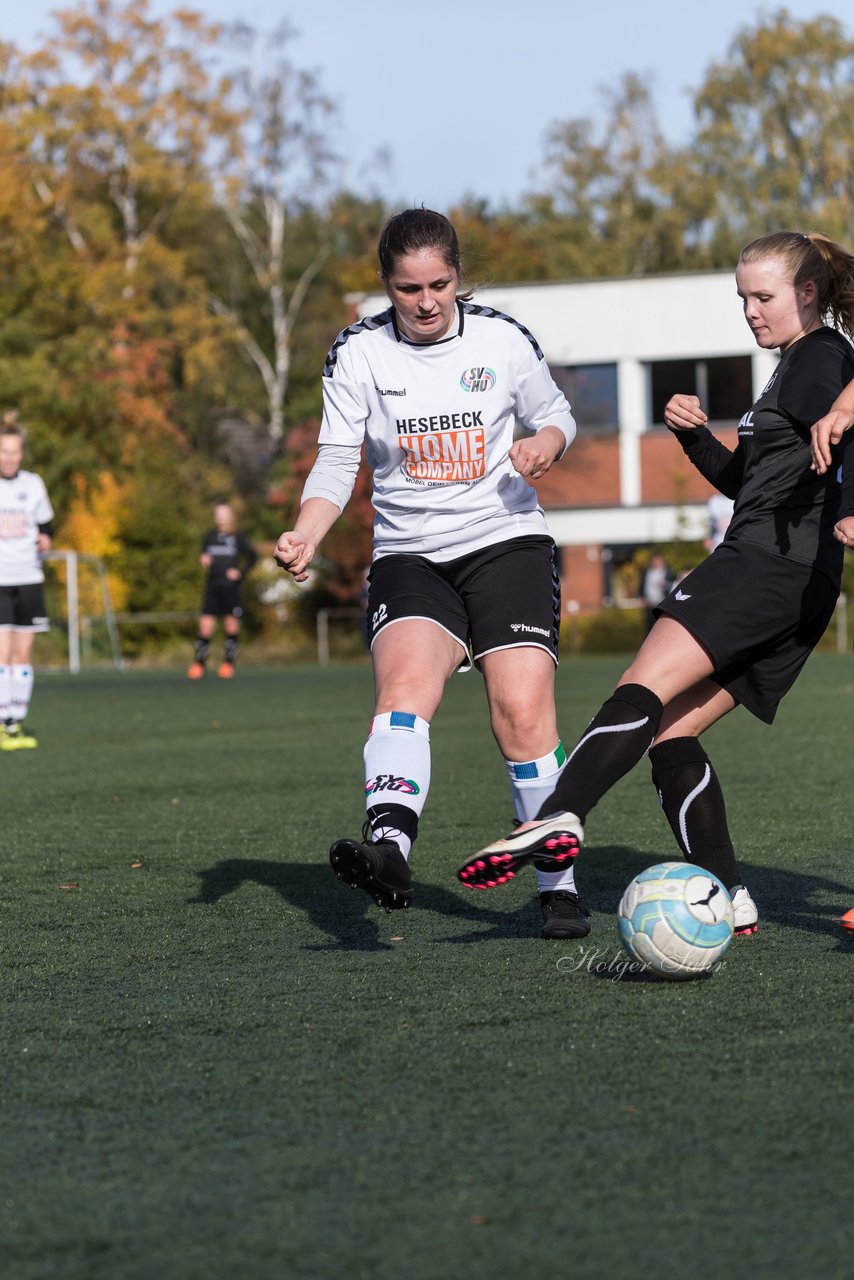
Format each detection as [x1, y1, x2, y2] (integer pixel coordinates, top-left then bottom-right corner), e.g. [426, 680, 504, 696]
[2, 656, 852, 1279]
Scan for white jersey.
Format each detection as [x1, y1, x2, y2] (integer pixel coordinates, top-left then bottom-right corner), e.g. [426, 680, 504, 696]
[0, 469, 54, 585]
[310, 301, 576, 561]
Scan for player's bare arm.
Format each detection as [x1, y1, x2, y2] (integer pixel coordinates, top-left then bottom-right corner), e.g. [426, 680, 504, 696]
[508, 425, 567, 479]
[663, 394, 708, 430]
[275, 496, 341, 583]
[810, 377, 854, 474]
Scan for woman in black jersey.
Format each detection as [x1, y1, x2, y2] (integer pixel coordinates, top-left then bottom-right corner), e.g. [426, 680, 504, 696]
[459, 230, 854, 938]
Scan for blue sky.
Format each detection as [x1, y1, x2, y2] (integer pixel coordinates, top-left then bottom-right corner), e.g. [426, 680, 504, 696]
[6, 1, 852, 208]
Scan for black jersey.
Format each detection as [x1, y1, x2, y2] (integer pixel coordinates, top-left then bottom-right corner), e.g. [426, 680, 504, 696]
[670, 327, 854, 587]
[201, 529, 258, 584]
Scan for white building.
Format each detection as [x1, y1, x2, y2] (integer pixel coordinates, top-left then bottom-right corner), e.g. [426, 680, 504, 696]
[354, 271, 775, 608]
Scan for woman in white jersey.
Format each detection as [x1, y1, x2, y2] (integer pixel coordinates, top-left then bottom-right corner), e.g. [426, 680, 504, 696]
[275, 208, 585, 938]
[0, 417, 54, 750]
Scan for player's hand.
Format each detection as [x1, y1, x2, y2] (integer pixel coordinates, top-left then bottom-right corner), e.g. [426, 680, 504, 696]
[225, 568, 241, 581]
[663, 395, 707, 430]
[274, 530, 315, 582]
[36, 533, 51, 553]
[810, 409, 853, 475]
[509, 426, 564, 480]
[833, 515, 854, 547]
[200, 553, 212, 568]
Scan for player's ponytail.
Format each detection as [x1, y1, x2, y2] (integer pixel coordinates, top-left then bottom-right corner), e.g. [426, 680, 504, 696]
[807, 233, 854, 340]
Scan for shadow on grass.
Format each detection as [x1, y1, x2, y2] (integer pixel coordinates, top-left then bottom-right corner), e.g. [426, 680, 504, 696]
[188, 845, 854, 953]
[188, 856, 534, 950]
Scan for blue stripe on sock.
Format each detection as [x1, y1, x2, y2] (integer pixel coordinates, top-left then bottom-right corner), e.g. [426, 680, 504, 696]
[390, 711, 417, 730]
[510, 761, 539, 780]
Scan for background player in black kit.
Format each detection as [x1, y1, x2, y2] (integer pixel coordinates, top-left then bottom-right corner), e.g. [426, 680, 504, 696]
[459, 229, 854, 938]
[188, 502, 257, 680]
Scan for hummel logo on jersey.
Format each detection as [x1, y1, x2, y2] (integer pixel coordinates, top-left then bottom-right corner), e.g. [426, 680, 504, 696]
[460, 366, 496, 392]
[376, 386, 406, 396]
[674, 589, 691, 601]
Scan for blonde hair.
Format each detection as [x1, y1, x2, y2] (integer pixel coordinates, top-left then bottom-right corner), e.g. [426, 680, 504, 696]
[739, 231, 854, 339]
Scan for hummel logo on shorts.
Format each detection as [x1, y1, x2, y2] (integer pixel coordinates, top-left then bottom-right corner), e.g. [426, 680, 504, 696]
[674, 588, 691, 601]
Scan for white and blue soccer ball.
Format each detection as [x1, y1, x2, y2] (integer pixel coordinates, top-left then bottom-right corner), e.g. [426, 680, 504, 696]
[617, 862, 734, 980]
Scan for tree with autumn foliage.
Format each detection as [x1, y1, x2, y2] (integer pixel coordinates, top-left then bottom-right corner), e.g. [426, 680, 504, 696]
[690, 9, 854, 259]
[2, 4, 853, 656]
[0, 2, 248, 630]
[209, 21, 338, 447]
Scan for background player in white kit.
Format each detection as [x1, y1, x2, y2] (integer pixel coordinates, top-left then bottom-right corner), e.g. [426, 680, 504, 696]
[0, 415, 54, 750]
[275, 208, 586, 938]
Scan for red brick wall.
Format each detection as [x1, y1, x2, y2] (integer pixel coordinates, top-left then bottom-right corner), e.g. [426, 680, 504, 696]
[559, 544, 605, 612]
[536, 427, 740, 614]
[534, 434, 621, 507]
[535, 427, 739, 509]
[640, 428, 739, 504]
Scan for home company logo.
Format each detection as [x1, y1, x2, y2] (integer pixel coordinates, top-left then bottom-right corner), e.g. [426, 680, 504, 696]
[398, 427, 486, 482]
[460, 366, 496, 392]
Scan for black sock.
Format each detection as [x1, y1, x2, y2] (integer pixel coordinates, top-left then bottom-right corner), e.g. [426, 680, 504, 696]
[366, 803, 419, 849]
[649, 737, 741, 891]
[224, 636, 239, 664]
[537, 683, 663, 821]
[194, 636, 211, 663]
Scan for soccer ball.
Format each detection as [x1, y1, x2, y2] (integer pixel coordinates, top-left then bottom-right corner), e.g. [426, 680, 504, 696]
[617, 862, 734, 980]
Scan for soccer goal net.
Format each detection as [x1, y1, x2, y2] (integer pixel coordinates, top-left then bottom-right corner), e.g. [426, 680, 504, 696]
[41, 550, 124, 672]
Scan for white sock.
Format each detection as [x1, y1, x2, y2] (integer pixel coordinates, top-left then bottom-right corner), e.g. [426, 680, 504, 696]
[10, 663, 33, 723]
[506, 743, 578, 895]
[0, 664, 10, 720]
[363, 711, 431, 859]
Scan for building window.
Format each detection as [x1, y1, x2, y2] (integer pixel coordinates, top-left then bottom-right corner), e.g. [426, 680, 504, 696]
[549, 363, 618, 431]
[649, 356, 753, 425]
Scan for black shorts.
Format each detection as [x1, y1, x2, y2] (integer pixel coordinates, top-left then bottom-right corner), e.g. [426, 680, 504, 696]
[367, 535, 560, 671]
[201, 580, 243, 619]
[655, 541, 838, 724]
[0, 582, 50, 632]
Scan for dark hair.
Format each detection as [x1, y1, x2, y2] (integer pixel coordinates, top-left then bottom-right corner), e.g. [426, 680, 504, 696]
[0, 410, 23, 441]
[739, 230, 854, 339]
[377, 208, 462, 280]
